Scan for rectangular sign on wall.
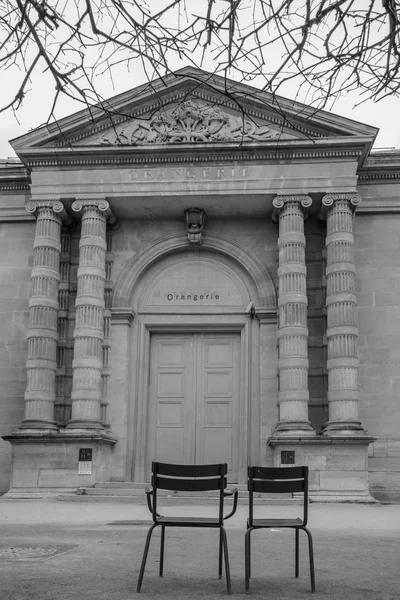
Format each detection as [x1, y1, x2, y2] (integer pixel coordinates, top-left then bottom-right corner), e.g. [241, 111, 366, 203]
[78, 448, 93, 474]
[281, 450, 295, 466]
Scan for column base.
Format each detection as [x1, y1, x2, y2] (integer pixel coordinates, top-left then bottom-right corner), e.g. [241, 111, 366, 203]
[267, 435, 377, 503]
[322, 421, 367, 436]
[66, 419, 105, 431]
[272, 421, 316, 437]
[19, 419, 58, 432]
[2, 430, 116, 497]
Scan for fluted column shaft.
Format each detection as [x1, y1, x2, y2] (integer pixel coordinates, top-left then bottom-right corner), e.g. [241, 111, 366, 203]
[272, 195, 315, 436]
[322, 193, 363, 435]
[68, 199, 116, 430]
[22, 200, 71, 430]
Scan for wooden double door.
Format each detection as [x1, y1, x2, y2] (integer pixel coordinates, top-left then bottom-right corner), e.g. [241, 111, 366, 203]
[147, 333, 241, 481]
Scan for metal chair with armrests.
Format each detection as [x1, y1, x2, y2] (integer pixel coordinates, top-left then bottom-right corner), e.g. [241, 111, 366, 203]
[136, 461, 238, 594]
[245, 466, 315, 593]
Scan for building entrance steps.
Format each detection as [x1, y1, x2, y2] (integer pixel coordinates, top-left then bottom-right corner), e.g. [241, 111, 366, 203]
[57, 482, 299, 505]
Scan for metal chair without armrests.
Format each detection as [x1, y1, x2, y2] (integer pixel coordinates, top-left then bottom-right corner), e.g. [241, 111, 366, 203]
[136, 462, 238, 594]
[245, 466, 315, 593]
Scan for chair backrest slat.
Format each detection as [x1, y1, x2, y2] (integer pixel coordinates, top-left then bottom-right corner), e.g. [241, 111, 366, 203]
[156, 463, 226, 478]
[156, 476, 226, 492]
[151, 462, 227, 525]
[252, 479, 304, 494]
[250, 466, 305, 480]
[247, 465, 309, 526]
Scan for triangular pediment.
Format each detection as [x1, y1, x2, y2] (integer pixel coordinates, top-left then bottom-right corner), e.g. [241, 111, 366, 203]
[10, 67, 378, 159]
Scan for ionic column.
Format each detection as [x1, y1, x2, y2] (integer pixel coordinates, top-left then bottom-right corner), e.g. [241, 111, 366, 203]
[21, 200, 71, 430]
[321, 193, 364, 435]
[67, 199, 116, 430]
[272, 195, 315, 436]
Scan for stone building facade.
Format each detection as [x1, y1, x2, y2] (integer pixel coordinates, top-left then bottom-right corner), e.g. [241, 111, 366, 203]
[0, 68, 399, 502]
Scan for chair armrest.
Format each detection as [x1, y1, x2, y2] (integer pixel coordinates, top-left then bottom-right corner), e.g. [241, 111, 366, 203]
[145, 486, 163, 519]
[145, 486, 153, 514]
[223, 487, 238, 520]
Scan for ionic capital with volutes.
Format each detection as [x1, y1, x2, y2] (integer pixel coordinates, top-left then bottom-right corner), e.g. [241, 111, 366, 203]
[72, 198, 117, 226]
[272, 194, 312, 222]
[318, 192, 362, 220]
[26, 200, 72, 225]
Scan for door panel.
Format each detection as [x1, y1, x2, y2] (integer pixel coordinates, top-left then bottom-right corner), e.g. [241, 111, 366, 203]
[147, 333, 240, 481]
[148, 336, 194, 470]
[196, 335, 240, 480]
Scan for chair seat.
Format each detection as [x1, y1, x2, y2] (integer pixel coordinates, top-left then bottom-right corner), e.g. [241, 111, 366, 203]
[157, 516, 221, 526]
[248, 517, 304, 528]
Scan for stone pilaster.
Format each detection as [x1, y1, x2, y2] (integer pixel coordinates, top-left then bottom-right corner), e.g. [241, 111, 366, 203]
[21, 200, 71, 430]
[272, 195, 315, 436]
[321, 192, 364, 435]
[67, 199, 116, 430]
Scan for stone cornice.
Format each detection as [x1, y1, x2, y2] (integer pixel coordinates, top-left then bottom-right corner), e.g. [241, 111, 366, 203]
[0, 159, 31, 191]
[18, 138, 365, 170]
[0, 182, 30, 191]
[357, 151, 400, 182]
[2, 432, 117, 444]
[267, 435, 376, 446]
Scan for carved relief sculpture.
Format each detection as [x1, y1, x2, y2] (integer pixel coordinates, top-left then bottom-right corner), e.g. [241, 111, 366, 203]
[97, 101, 280, 146]
[185, 208, 206, 244]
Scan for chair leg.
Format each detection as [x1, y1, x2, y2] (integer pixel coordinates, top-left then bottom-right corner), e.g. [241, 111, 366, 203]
[245, 527, 252, 592]
[220, 526, 232, 594]
[295, 528, 299, 578]
[218, 528, 223, 579]
[136, 523, 158, 593]
[159, 525, 166, 577]
[303, 527, 316, 593]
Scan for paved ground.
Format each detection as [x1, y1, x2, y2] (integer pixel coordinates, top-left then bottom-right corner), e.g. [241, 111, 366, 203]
[0, 498, 399, 600]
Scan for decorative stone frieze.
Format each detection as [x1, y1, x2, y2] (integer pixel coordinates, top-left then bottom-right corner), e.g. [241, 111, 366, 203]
[21, 200, 72, 430]
[272, 195, 315, 436]
[95, 100, 280, 146]
[67, 199, 116, 430]
[321, 192, 364, 435]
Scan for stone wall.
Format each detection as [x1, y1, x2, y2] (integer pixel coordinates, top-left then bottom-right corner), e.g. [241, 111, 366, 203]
[355, 213, 400, 502]
[2, 208, 398, 497]
[0, 221, 34, 494]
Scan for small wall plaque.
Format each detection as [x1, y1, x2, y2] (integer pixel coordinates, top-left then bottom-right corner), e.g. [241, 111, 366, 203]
[78, 448, 93, 475]
[281, 450, 295, 466]
[79, 448, 92, 461]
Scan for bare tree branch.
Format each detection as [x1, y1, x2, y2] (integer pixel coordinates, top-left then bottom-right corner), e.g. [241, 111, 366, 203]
[0, 0, 399, 122]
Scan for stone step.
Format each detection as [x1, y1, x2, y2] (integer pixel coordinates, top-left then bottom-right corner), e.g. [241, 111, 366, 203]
[81, 482, 291, 500]
[57, 482, 299, 504]
[57, 481, 301, 506]
[57, 492, 300, 505]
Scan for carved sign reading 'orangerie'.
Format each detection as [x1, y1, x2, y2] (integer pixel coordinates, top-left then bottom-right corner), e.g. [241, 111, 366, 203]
[97, 100, 280, 146]
[129, 166, 250, 181]
[142, 260, 246, 309]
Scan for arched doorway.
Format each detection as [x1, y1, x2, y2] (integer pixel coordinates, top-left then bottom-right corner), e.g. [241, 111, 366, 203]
[112, 234, 276, 484]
